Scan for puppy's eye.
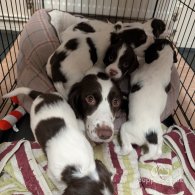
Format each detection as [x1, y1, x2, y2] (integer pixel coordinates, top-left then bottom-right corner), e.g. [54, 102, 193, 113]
[109, 55, 114, 62]
[112, 98, 121, 108]
[123, 61, 129, 68]
[85, 95, 96, 105]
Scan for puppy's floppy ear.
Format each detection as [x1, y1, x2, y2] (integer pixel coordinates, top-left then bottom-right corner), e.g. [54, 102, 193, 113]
[144, 44, 159, 64]
[68, 82, 83, 119]
[151, 19, 166, 38]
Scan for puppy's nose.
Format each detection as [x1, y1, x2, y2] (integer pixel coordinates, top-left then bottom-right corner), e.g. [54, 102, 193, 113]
[96, 126, 113, 140]
[109, 69, 118, 77]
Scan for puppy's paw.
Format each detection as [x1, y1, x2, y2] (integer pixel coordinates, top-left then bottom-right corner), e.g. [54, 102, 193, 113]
[115, 146, 131, 155]
[114, 146, 122, 154]
[139, 155, 150, 162]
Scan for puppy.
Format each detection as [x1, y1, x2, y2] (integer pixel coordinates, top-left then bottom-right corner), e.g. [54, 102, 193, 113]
[46, 31, 113, 99]
[103, 23, 161, 80]
[103, 19, 166, 94]
[103, 40, 139, 109]
[68, 72, 122, 143]
[3, 87, 114, 195]
[104, 41, 139, 80]
[115, 39, 177, 162]
[113, 18, 166, 60]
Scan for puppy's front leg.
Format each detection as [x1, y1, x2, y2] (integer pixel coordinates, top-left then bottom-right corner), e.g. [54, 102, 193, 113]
[115, 122, 133, 155]
[140, 130, 163, 162]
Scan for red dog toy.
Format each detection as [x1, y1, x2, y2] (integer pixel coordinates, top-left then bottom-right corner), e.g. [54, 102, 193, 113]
[0, 96, 26, 131]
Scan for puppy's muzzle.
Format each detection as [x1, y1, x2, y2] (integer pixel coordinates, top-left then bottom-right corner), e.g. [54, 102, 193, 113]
[95, 125, 113, 140]
[109, 69, 118, 77]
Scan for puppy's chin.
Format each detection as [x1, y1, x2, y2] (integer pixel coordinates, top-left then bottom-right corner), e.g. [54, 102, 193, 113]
[105, 67, 122, 80]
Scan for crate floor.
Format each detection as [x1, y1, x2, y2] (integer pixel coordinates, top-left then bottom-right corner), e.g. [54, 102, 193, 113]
[0, 114, 175, 143]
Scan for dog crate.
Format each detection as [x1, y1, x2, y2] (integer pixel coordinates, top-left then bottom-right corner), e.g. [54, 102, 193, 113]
[0, 0, 194, 130]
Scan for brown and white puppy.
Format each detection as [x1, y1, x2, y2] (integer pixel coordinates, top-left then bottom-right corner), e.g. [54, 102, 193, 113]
[103, 25, 151, 81]
[116, 39, 177, 162]
[103, 40, 139, 108]
[103, 19, 166, 92]
[68, 72, 122, 143]
[104, 40, 139, 80]
[3, 87, 114, 195]
[104, 18, 166, 75]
